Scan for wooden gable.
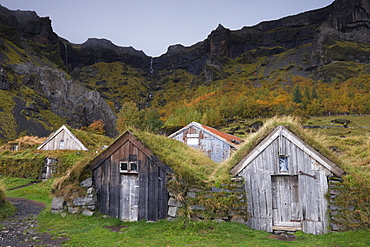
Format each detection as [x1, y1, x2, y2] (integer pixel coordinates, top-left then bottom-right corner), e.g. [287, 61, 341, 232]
[169, 122, 242, 163]
[37, 125, 88, 151]
[89, 131, 172, 222]
[231, 126, 344, 176]
[230, 126, 344, 235]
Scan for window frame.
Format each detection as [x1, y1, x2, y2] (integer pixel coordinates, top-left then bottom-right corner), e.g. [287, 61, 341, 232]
[59, 140, 65, 149]
[120, 161, 138, 174]
[278, 155, 289, 173]
[186, 133, 199, 146]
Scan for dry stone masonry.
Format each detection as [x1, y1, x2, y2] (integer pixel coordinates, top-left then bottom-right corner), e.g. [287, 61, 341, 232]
[51, 175, 351, 233]
[51, 177, 96, 216]
[51, 176, 248, 224]
[167, 176, 248, 223]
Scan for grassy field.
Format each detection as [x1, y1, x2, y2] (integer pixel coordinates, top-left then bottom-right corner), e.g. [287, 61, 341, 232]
[0, 177, 368, 246]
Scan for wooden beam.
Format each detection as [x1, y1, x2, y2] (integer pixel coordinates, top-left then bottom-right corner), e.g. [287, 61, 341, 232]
[230, 127, 280, 175]
[272, 226, 302, 231]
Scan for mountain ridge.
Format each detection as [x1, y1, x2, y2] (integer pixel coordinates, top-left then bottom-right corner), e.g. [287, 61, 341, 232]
[0, 0, 370, 142]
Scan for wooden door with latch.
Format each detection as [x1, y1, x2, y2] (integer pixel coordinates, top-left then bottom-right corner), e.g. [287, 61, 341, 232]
[120, 174, 139, 221]
[271, 175, 301, 230]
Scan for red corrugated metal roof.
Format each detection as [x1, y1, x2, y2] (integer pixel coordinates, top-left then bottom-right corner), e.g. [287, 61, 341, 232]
[201, 124, 243, 146]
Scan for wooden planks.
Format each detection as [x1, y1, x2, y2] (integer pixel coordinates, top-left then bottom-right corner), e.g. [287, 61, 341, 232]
[120, 174, 139, 221]
[271, 176, 301, 227]
[38, 125, 87, 151]
[91, 132, 171, 222]
[236, 126, 337, 234]
[170, 124, 234, 163]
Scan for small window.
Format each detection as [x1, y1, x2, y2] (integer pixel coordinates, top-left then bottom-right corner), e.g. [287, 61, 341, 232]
[186, 133, 199, 146]
[11, 145, 19, 151]
[130, 162, 138, 171]
[120, 161, 138, 173]
[120, 162, 128, 172]
[187, 137, 199, 145]
[279, 156, 289, 172]
[59, 140, 65, 149]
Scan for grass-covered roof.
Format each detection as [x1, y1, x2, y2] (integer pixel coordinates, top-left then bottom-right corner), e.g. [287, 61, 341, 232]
[133, 131, 219, 187]
[63, 125, 113, 152]
[50, 116, 370, 229]
[224, 116, 345, 174]
[53, 130, 221, 198]
[53, 117, 347, 198]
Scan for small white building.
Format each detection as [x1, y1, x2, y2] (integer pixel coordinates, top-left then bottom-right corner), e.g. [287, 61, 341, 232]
[37, 125, 88, 151]
[169, 122, 242, 163]
[37, 125, 88, 179]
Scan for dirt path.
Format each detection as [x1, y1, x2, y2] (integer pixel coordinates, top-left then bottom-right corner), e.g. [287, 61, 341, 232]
[0, 197, 68, 247]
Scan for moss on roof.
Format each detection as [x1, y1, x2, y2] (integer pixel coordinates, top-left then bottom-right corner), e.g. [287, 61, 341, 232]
[225, 116, 345, 173]
[55, 117, 345, 198]
[53, 129, 220, 199]
[51, 118, 370, 229]
[133, 131, 219, 187]
[65, 125, 113, 151]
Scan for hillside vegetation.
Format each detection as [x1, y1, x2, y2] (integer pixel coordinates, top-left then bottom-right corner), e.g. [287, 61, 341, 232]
[76, 40, 370, 134]
[2, 0, 370, 141]
[0, 128, 112, 179]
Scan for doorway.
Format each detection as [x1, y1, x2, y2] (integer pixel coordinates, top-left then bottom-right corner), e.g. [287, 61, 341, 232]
[271, 175, 301, 230]
[120, 174, 139, 221]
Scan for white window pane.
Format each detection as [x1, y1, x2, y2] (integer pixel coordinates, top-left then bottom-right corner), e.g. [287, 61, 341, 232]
[60, 140, 65, 149]
[187, 138, 199, 145]
[279, 157, 289, 172]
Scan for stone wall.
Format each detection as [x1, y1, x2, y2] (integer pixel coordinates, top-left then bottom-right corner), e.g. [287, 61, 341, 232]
[51, 175, 353, 233]
[51, 176, 248, 223]
[167, 176, 248, 223]
[51, 177, 97, 216]
[328, 176, 347, 231]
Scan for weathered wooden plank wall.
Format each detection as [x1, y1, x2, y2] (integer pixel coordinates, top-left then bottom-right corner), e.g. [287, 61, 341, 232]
[92, 137, 169, 222]
[171, 125, 232, 163]
[240, 134, 331, 234]
[40, 129, 85, 150]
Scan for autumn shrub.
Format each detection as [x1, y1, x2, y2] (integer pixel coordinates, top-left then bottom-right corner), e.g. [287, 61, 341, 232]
[116, 101, 163, 133]
[80, 119, 106, 135]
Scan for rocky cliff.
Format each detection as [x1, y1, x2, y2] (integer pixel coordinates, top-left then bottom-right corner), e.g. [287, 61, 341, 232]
[1, 0, 370, 141]
[0, 5, 118, 140]
[62, 0, 369, 75]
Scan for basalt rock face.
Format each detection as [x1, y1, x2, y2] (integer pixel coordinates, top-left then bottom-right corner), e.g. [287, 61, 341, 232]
[326, 0, 370, 38]
[315, 0, 370, 48]
[0, 5, 59, 46]
[205, 5, 332, 59]
[10, 63, 117, 137]
[0, 5, 118, 139]
[65, 38, 149, 70]
[51, 0, 370, 76]
[154, 42, 209, 75]
[1, 0, 370, 141]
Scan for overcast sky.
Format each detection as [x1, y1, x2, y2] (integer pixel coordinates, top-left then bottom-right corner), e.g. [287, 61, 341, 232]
[1, 0, 334, 57]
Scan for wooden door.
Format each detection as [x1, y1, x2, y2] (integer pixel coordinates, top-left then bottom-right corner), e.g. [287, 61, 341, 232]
[120, 174, 139, 221]
[272, 176, 301, 229]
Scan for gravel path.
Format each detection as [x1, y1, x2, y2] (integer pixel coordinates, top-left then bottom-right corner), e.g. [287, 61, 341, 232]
[0, 197, 68, 247]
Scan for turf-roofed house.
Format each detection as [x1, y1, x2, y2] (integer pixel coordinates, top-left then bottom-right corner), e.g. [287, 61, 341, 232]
[37, 125, 88, 151]
[37, 125, 89, 179]
[230, 125, 345, 235]
[88, 131, 173, 221]
[169, 122, 243, 163]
